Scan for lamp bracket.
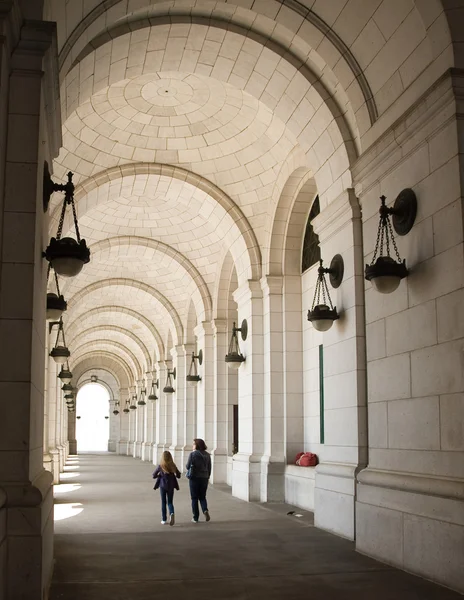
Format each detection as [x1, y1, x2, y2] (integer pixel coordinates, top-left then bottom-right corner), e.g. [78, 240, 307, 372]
[43, 164, 75, 212]
[328, 254, 344, 289]
[48, 320, 61, 334]
[193, 349, 203, 365]
[390, 189, 417, 236]
[168, 367, 176, 380]
[234, 319, 248, 341]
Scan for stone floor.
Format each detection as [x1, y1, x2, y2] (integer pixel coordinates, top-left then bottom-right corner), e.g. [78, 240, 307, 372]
[50, 454, 462, 600]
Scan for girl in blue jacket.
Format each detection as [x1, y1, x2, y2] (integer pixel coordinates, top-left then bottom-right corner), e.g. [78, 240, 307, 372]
[153, 451, 181, 525]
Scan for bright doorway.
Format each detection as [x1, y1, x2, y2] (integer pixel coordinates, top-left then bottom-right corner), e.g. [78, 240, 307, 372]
[75, 383, 110, 451]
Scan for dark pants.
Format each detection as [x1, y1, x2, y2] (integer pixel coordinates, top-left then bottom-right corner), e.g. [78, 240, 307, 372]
[189, 477, 209, 521]
[160, 488, 174, 522]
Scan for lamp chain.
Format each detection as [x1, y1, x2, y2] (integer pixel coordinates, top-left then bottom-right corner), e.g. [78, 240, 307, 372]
[56, 198, 67, 240]
[371, 196, 403, 265]
[311, 261, 334, 311]
[70, 195, 82, 243]
[54, 271, 61, 297]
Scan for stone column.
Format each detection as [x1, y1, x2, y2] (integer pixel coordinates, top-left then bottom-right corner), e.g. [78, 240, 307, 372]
[169, 345, 186, 466]
[108, 395, 120, 452]
[141, 372, 154, 461]
[183, 353, 196, 472]
[128, 386, 137, 456]
[211, 319, 229, 482]
[117, 388, 130, 454]
[194, 322, 214, 447]
[45, 357, 60, 482]
[0, 12, 60, 599]
[134, 379, 144, 458]
[231, 281, 265, 502]
[260, 275, 286, 501]
[154, 361, 168, 464]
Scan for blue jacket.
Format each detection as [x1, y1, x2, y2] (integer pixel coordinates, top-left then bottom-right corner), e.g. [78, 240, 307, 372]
[153, 466, 181, 492]
[186, 450, 211, 479]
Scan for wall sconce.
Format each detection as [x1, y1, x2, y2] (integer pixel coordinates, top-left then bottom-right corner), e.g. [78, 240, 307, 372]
[308, 255, 344, 332]
[365, 190, 417, 294]
[58, 363, 73, 383]
[90, 375, 98, 383]
[104, 416, 109, 420]
[43, 170, 90, 277]
[123, 400, 130, 414]
[113, 401, 120, 415]
[47, 270, 67, 321]
[129, 395, 137, 410]
[225, 320, 247, 370]
[148, 379, 159, 401]
[163, 368, 176, 394]
[137, 389, 147, 406]
[186, 350, 203, 387]
[76, 416, 81, 420]
[49, 318, 70, 364]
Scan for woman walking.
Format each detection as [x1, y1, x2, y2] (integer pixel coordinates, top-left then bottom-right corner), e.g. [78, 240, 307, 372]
[153, 451, 181, 526]
[186, 438, 211, 523]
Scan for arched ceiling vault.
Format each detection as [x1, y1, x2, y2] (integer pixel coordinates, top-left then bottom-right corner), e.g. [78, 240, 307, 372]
[70, 351, 133, 388]
[70, 341, 142, 380]
[69, 324, 152, 370]
[66, 305, 164, 362]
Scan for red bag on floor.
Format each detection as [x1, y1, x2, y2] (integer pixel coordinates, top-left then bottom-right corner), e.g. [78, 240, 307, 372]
[295, 452, 318, 467]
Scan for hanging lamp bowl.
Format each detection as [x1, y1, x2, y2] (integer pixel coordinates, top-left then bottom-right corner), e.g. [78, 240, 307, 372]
[365, 256, 408, 294]
[62, 383, 73, 392]
[46, 292, 67, 321]
[45, 237, 90, 277]
[113, 409, 119, 415]
[307, 304, 339, 332]
[64, 393, 74, 400]
[129, 404, 137, 410]
[123, 408, 130, 414]
[148, 393, 158, 401]
[58, 368, 73, 382]
[137, 400, 146, 406]
[225, 353, 245, 370]
[186, 374, 201, 387]
[163, 385, 175, 394]
[50, 345, 70, 364]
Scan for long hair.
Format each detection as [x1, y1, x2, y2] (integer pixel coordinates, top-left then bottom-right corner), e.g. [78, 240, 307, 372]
[160, 451, 178, 473]
[194, 438, 207, 451]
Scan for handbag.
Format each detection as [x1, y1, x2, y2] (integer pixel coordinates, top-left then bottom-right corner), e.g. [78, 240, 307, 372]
[186, 465, 194, 479]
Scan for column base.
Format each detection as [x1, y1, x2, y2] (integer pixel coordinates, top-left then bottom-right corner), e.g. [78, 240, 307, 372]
[141, 442, 153, 462]
[231, 453, 263, 502]
[134, 441, 142, 458]
[69, 439, 77, 454]
[314, 462, 357, 540]
[117, 440, 128, 455]
[356, 468, 464, 593]
[210, 449, 228, 484]
[49, 449, 60, 484]
[108, 439, 117, 452]
[260, 458, 285, 502]
[1, 470, 54, 599]
[127, 441, 135, 456]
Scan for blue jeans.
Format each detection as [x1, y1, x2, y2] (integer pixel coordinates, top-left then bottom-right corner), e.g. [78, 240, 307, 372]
[160, 488, 174, 521]
[189, 477, 209, 521]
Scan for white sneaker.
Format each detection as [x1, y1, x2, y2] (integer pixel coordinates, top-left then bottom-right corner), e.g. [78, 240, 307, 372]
[191, 518, 198, 523]
[161, 520, 167, 525]
[169, 514, 175, 526]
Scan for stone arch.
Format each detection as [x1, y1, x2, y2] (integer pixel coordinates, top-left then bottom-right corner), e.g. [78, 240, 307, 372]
[66, 305, 165, 362]
[52, 164, 262, 284]
[72, 360, 124, 393]
[75, 375, 116, 400]
[267, 167, 318, 277]
[70, 351, 133, 388]
[66, 277, 183, 344]
[185, 300, 197, 345]
[58, 1, 376, 145]
[214, 249, 236, 320]
[88, 235, 212, 322]
[70, 324, 152, 371]
[71, 340, 143, 380]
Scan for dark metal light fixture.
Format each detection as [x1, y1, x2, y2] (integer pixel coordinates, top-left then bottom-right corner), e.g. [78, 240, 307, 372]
[129, 395, 137, 410]
[58, 364, 73, 383]
[76, 416, 81, 420]
[43, 171, 90, 277]
[123, 400, 130, 414]
[308, 255, 344, 332]
[163, 368, 176, 394]
[113, 401, 120, 415]
[225, 320, 247, 370]
[365, 190, 417, 294]
[62, 383, 73, 393]
[49, 318, 70, 364]
[90, 375, 98, 383]
[137, 389, 146, 406]
[148, 379, 159, 401]
[47, 270, 67, 321]
[186, 350, 203, 387]
[105, 416, 109, 420]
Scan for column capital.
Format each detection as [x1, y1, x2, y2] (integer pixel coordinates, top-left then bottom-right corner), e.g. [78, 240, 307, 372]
[194, 320, 214, 338]
[211, 318, 227, 334]
[233, 279, 262, 305]
[312, 188, 359, 243]
[260, 275, 283, 296]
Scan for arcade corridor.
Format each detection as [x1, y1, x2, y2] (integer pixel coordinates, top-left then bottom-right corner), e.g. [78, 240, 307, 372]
[50, 454, 461, 600]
